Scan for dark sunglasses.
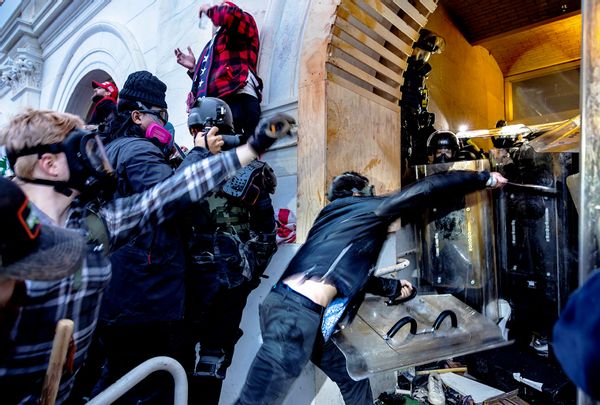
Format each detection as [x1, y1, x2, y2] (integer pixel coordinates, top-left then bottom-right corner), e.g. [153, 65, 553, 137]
[138, 109, 169, 124]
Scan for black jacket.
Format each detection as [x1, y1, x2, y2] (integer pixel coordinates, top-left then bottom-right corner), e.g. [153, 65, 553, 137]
[100, 136, 202, 325]
[88, 97, 117, 125]
[281, 170, 491, 302]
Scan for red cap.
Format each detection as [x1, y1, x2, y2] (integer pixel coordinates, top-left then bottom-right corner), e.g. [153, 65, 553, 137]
[92, 80, 118, 101]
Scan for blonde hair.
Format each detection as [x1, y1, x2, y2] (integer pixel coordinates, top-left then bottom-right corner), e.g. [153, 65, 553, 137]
[0, 109, 83, 177]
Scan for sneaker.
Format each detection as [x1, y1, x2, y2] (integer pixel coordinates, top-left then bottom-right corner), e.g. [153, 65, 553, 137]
[427, 372, 446, 405]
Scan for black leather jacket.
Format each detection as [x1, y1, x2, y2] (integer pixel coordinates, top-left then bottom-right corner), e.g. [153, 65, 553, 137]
[281, 170, 491, 301]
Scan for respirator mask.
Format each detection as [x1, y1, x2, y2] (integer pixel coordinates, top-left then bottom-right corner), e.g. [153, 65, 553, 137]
[7, 128, 115, 197]
[433, 150, 454, 164]
[135, 106, 174, 155]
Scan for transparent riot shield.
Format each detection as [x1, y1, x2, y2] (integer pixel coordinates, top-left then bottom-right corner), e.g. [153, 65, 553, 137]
[333, 294, 508, 380]
[415, 160, 498, 315]
[489, 146, 577, 343]
[333, 160, 508, 379]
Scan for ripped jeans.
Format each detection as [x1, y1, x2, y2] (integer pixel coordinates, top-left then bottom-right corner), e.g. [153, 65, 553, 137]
[235, 284, 372, 405]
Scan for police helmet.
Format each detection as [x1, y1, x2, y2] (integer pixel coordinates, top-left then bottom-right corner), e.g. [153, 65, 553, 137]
[187, 97, 234, 134]
[427, 130, 459, 156]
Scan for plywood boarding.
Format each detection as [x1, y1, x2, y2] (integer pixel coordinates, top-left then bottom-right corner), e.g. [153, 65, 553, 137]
[326, 80, 401, 194]
[328, 0, 438, 107]
[297, 0, 338, 240]
[297, 0, 438, 240]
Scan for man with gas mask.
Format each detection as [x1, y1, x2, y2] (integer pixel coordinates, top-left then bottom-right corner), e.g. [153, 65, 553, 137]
[183, 97, 278, 404]
[427, 130, 460, 164]
[0, 106, 294, 404]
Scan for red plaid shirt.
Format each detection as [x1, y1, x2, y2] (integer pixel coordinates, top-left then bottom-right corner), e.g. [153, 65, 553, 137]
[191, 3, 262, 101]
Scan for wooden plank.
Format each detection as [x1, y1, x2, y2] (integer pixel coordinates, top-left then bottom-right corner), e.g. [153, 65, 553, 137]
[298, 1, 338, 88]
[358, 0, 419, 41]
[328, 56, 401, 99]
[338, 0, 412, 57]
[416, 0, 436, 14]
[298, 79, 328, 242]
[390, 0, 427, 26]
[326, 80, 401, 194]
[334, 18, 408, 70]
[331, 34, 404, 84]
[297, 0, 339, 241]
[328, 71, 401, 112]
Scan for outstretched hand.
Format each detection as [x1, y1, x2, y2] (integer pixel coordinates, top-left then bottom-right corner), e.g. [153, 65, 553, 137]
[247, 113, 296, 155]
[488, 172, 508, 189]
[174, 47, 196, 71]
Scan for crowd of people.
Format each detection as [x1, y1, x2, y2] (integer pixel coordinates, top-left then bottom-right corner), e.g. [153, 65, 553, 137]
[3, 1, 595, 405]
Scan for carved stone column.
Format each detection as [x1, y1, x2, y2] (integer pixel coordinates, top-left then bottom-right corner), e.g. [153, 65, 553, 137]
[0, 47, 43, 106]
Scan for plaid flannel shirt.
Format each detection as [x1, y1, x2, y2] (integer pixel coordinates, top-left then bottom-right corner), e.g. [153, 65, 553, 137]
[190, 3, 261, 100]
[0, 151, 241, 404]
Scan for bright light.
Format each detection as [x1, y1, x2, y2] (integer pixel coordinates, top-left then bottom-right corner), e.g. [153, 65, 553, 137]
[458, 124, 468, 132]
[456, 129, 489, 138]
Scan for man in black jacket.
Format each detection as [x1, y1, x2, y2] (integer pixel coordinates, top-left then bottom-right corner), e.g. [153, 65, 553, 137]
[98, 71, 208, 404]
[235, 169, 507, 405]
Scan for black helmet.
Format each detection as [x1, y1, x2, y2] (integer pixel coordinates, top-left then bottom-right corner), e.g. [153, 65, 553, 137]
[427, 130, 459, 163]
[187, 97, 234, 134]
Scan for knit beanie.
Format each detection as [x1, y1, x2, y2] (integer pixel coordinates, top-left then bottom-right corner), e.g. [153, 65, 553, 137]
[119, 71, 168, 109]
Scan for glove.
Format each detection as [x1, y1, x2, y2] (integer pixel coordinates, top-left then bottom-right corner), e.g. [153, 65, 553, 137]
[248, 113, 296, 154]
[260, 162, 277, 194]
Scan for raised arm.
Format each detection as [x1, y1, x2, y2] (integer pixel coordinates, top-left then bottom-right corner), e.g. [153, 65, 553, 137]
[102, 114, 295, 249]
[204, 2, 258, 40]
[375, 170, 506, 218]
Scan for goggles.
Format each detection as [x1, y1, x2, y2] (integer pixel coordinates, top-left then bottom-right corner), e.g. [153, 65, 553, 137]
[352, 184, 375, 197]
[7, 129, 115, 192]
[137, 109, 169, 125]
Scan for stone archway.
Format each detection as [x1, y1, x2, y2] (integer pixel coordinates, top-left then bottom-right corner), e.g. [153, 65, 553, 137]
[64, 69, 115, 122]
[48, 21, 146, 113]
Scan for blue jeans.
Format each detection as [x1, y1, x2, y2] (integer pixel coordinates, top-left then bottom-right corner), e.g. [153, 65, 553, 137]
[235, 284, 372, 405]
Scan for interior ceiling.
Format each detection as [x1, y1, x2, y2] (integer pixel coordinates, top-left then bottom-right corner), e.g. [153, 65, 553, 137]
[438, 0, 582, 76]
[438, 0, 580, 44]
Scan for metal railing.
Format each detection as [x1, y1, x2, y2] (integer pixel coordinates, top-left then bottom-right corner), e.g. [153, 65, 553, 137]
[87, 356, 188, 405]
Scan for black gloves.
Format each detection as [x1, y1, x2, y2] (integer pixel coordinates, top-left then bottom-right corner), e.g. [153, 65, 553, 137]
[248, 113, 296, 155]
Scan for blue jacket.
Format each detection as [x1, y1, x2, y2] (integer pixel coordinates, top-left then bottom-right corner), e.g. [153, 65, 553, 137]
[553, 269, 600, 400]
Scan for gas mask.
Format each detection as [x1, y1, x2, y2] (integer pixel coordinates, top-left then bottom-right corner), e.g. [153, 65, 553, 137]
[7, 128, 115, 196]
[433, 150, 454, 164]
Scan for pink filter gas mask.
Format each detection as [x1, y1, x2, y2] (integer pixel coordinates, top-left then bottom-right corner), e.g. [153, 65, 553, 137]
[145, 122, 173, 147]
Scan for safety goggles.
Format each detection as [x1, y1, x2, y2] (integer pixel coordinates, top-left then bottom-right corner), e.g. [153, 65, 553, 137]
[7, 129, 114, 180]
[138, 109, 169, 125]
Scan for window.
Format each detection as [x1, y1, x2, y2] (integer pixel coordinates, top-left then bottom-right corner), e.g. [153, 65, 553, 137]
[505, 61, 580, 125]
